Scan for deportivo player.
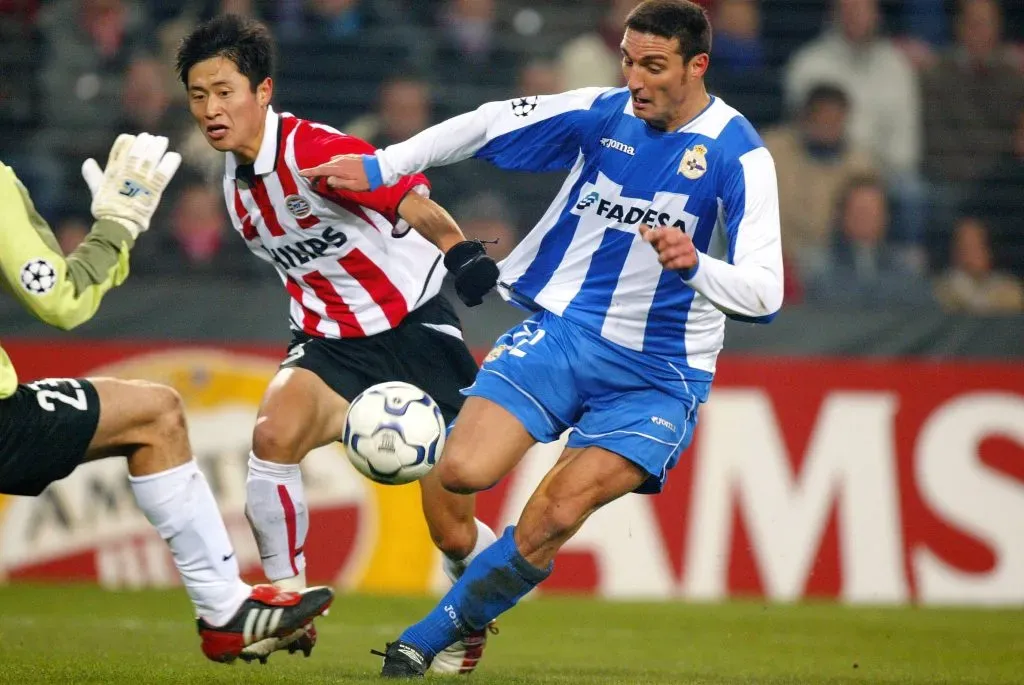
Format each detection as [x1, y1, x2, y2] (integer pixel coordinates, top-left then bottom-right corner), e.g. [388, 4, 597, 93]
[176, 15, 499, 671]
[301, 0, 784, 676]
[0, 136, 333, 664]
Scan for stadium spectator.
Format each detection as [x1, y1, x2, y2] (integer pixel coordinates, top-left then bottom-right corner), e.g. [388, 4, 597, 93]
[804, 175, 936, 308]
[55, 215, 90, 255]
[934, 217, 1024, 314]
[434, 0, 521, 94]
[29, 0, 150, 217]
[711, 0, 763, 73]
[963, 109, 1024, 277]
[784, 0, 925, 253]
[921, 0, 1024, 186]
[517, 58, 564, 97]
[345, 75, 432, 149]
[137, 180, 260, 279]
[785, 0, 920, 178]
[763, 83, 876, 279]
[452, 191, 519, 262]
[557, 0, 632, 89]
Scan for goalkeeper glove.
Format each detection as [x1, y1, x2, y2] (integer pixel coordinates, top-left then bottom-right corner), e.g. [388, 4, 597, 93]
[443, 240, 499, 307]
[82, 132, 182, 239]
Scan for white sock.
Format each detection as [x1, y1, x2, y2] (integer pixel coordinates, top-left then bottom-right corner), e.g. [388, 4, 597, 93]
[129, 460, 250, 626]
[443, 519, 497, 584]
[245, 452, 308, 585]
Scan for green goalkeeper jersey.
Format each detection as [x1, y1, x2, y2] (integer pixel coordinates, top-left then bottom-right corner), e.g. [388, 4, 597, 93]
[0, 161, 135, 398]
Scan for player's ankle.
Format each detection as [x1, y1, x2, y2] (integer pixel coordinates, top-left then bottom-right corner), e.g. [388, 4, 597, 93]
[272, 572, 307, 591]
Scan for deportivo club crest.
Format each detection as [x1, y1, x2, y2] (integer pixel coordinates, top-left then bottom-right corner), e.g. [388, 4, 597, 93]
[679, 144, 708, 180]
[285, 194, 313, 219]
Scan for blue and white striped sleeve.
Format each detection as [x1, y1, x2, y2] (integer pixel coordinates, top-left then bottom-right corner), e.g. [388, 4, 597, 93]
[372, 88, 614, 187]
[681, 146, 784, 323]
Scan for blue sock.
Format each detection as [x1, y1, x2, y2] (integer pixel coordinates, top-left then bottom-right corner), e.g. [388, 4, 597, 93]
[399, 526, 551, 658]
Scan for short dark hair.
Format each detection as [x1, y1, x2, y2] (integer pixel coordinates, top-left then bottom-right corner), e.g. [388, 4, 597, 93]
[625, 0, 712, 62]
[803, 83, 850, 113]
[175, 14, 275, 91]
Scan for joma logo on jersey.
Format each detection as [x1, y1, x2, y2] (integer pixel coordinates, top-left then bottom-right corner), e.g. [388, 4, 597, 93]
[600, 138, 635, 156]
[577, 192, 688, 230]
[262, 225, 348, 269]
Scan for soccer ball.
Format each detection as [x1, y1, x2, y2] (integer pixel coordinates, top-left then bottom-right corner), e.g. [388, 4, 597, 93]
[19, 259, 56, 295]
[342, 381, 446, 485]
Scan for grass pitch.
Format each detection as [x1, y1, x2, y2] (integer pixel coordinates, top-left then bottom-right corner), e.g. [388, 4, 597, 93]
[0, 584, 1020, 684]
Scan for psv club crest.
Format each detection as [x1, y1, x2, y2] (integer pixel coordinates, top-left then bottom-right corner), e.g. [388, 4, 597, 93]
[679, 144, 708, 180]
[285, 194, 313, 219]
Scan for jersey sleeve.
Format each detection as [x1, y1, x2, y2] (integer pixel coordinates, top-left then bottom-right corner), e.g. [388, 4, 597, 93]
[681, 147, 784, 323]
[292, 122, 429, 224]
[374, 87, 615, 185]
[0, 162, 135, 330]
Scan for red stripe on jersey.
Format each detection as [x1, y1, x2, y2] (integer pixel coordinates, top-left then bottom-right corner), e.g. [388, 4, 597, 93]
[277, 118, 320, 229]
[302, 270, 365, 337]
[332, 196, 379, 233]
[248, 177, 286, 236]
[339, 248, 409, 328]
[233, 188, 257, 241]
[284, 275, 322, 335]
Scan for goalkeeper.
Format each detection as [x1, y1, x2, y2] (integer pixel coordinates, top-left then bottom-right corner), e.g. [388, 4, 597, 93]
[0, 134, 333, 663]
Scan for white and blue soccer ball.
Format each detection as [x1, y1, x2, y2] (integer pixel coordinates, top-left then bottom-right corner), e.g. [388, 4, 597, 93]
[342, 381, 446, 485]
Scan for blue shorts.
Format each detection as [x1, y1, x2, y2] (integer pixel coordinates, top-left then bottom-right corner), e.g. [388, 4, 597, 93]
[463, 310, 711, 494]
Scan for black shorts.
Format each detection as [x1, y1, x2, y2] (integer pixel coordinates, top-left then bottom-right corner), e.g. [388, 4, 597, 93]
[0, 378, 100, 496]
[281, 296, 480, 424]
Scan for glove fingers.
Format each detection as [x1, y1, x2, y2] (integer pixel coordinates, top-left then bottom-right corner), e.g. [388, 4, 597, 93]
[153, 151, 182, 189]
[107, 134, 136, 171]
[143, 135, 170, 175]
[81, 158, 103, 196]
[125, 133, 149, 171]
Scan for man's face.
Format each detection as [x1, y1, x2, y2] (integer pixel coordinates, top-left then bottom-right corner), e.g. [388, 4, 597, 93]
[953, 219, 992, 276]
[959, 0, 1000, 62]
[380, 80, 430, 140]
[621, 29, 702, 130]
[843, 185, 887, 245]
[803, 99, 847, 147]
[186, 56, 270, 157]
[837, 0, 878, 44]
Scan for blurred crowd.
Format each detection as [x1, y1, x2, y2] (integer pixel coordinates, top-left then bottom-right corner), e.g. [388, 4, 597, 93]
[1, 0, 1022, 314]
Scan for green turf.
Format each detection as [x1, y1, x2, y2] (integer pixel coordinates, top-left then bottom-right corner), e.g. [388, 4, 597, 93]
[0, 585, 1020, 684]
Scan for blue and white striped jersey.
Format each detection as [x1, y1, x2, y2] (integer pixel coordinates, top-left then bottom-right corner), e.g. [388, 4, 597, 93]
[371, 87, 783, 377]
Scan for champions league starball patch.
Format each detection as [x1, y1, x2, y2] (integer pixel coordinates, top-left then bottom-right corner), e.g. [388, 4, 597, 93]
[19, 258, 57, 295]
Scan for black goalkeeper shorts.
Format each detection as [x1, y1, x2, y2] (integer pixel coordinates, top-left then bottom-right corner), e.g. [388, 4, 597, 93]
[280, 295, 480, 424]
[0, 378, 100, 496]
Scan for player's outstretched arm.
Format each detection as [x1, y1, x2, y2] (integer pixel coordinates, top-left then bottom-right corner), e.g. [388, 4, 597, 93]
[396, 191, 499, 307]
[300, 88, 612, 191]
[0, 134, 180, 330]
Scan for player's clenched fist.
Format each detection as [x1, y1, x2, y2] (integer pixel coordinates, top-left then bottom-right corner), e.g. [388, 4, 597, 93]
[299, 154, 370, 192]
[639, 224, 698, 272]
[81, 132, 182, 239]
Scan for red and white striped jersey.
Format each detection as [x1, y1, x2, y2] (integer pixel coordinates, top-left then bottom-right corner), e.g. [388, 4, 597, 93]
[222, 106, 445, 338]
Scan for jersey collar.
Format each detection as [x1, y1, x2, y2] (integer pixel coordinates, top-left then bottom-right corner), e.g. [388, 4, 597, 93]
[225, 106, 280, 180]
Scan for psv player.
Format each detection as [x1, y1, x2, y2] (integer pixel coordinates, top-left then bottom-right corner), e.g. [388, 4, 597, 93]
[176, 15, 499, 671]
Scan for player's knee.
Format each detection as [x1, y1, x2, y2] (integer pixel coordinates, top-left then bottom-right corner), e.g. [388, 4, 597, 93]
[437, 456, 494, 495]
[536, 496, 587, 543]
[251, 415, 305, 464]
[143, 383, 188, 443]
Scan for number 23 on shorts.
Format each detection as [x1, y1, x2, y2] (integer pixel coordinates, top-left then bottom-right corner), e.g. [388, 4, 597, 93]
[26, 378, 89, 412]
